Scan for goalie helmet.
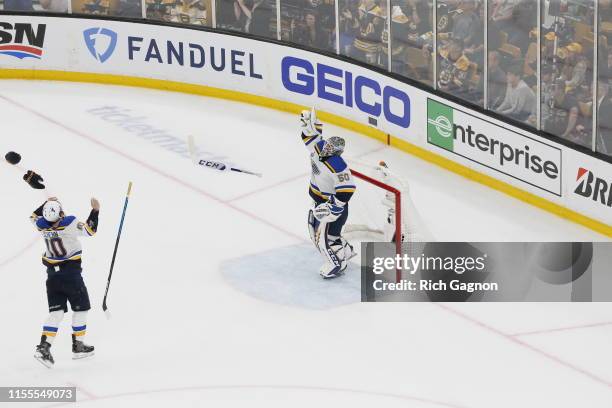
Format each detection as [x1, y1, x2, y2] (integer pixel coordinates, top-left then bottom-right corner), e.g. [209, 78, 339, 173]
[319, 136, 345, 160]
[43, 200, 63, 223]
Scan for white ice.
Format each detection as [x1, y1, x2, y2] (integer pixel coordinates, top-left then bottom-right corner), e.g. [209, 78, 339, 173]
[0, 80, 610, 407]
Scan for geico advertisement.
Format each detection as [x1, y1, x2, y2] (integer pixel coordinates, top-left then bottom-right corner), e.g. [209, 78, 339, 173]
[279, 55, 412, 133]
[566, 152, 612, 226]
[3, 15, 611, 227]
[427, 98, 563, 196]
[0, 16, 416, 138]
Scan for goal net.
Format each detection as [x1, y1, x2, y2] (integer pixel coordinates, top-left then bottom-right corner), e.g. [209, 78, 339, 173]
[344, 160, 435, 278]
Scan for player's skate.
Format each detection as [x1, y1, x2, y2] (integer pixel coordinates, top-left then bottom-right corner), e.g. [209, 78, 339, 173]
[330, 237, 356, 262]
[72, 335, 95, 360]
[338, 238, 356, 261]
[319, 260, 347, 279]
[34, 336, 54, 368]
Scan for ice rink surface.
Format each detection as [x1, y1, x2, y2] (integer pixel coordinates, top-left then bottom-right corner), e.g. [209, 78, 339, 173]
[1, 80, 611, 407]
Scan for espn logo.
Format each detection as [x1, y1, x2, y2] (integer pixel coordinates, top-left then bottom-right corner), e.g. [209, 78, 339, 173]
[574, 167, 612, 207]
[0, 22, 46, 59]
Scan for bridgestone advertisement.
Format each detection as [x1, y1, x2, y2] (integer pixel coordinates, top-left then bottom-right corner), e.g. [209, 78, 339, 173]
[0, 15, 610, 230]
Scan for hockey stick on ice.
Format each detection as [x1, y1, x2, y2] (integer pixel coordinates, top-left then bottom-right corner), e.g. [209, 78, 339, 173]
[102, 182, 133, 319]
[187, 135, 262, 178]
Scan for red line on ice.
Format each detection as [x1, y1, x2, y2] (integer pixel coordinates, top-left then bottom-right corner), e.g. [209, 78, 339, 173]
[0, 236, 39, 268]
[44, 384, 469, 408]
[0, 93, 306, 243]
[509, 321, 612, 337]
[434, 303, 612, 389]
[227, 145, 388, 203]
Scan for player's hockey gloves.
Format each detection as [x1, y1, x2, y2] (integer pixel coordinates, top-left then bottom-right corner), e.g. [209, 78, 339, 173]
[300, 109, 323, 137]
[23, 170, 45, 189]
[5, 151, 21, 165]
[33, 202, 45, 217]
[86, 209, 99, 233]
[313, 196, 345, 223]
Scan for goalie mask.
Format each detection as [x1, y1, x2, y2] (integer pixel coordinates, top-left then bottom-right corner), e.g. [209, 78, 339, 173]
[43, 200, 63, 223]
[319, 136, 345, 160]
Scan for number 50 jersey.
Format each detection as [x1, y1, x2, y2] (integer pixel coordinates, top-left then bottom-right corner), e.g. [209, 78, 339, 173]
[302, 134, 356, 205]
[31, 214, 97, 267]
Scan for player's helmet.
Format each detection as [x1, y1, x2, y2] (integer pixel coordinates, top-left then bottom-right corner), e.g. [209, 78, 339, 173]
[319, 136, 345, 160]
[43, 201, 63, 223]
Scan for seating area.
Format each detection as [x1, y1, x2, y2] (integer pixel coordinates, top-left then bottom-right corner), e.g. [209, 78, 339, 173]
[1, 0, 610, 156]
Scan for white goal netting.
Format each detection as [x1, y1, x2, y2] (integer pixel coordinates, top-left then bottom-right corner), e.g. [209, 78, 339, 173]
[344, 160, 435, 253]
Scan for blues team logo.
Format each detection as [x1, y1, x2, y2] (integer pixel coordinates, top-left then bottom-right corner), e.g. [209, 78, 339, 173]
[0, 22, 46, 59]
[83, 27, 117, 63]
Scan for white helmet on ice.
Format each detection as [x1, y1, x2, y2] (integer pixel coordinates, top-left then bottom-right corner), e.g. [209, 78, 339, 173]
[43, 200, 63, 223]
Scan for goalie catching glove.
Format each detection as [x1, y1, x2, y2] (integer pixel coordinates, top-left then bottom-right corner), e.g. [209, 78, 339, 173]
[300, 108, 323, 137]
[313, 196, 346, 223]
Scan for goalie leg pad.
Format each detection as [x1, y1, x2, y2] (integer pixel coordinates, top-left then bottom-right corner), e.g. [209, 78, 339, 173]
[318, 224, 346, 279]
[308, 208, 321, 252]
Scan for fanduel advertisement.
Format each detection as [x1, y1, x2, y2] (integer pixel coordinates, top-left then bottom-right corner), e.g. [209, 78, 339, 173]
[0, 15, 609, 229]
[427, 98, 563, 196]
[78, 25, 264, 79]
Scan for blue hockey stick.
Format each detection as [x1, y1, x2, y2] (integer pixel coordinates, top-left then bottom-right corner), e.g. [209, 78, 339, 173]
[102, 182, 133, 319]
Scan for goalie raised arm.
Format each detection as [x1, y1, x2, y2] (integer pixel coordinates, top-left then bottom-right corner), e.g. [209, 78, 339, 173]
[301, 108, 357, 279]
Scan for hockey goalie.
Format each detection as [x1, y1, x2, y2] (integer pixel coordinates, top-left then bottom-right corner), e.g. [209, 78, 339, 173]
[301, 108, 356, 279]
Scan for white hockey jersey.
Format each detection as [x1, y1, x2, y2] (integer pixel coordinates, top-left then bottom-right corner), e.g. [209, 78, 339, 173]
[302, 133, 356, 204]
[31, 215, 95, 265]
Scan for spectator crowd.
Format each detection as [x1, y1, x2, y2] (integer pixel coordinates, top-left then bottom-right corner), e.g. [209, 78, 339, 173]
[1, 0, 610, 156]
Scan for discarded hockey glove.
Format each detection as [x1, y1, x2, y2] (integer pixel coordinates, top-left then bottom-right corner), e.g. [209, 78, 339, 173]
[313, 196, 345, 223]
[5, 151, 21, 165]
[23, 170, 45, 189]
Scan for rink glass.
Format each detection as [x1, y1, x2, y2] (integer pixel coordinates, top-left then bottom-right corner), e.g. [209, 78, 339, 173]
[540, 0, 595, 150]
[1, 0, 611, 160]
[388, 0, 433, 87]
[146, 0, 213, 26]
[71, 0, 143, 17]
[216, 0, 277, 39]
[280, 0, 337, 54]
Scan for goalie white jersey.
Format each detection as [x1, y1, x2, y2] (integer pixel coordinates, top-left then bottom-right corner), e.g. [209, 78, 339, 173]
[302, 133, 356, 204]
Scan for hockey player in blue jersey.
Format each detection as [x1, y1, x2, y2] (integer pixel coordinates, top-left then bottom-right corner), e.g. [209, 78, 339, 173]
[31, 197, 100, 368]
[301, 108, 357, 279]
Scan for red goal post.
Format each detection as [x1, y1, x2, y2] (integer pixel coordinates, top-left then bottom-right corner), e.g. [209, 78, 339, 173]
[350, 168, 403, 282]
